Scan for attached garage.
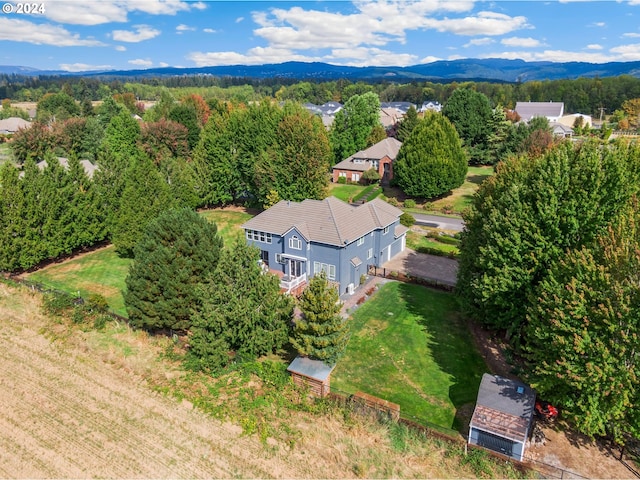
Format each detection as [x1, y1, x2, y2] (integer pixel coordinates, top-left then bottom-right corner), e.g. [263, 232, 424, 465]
[468, 373, 535, 462]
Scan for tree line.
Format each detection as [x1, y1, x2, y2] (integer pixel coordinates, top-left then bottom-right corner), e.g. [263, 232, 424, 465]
[457, 140, 640, 444]
[5, 73, 640, 117]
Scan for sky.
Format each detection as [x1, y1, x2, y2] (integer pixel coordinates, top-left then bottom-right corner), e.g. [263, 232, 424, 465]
[2, 0, 640, 72]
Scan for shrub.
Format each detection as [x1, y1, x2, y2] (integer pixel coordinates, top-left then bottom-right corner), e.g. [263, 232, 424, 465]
[42, 291, 77, 316]
[359, 274, 367, 285]
[337, 176, 347, 184]
[404, 199, 416, 209]
[400, 212, 415, 227]
[86, 293, 109, 313]
[387, 197, 399, 207]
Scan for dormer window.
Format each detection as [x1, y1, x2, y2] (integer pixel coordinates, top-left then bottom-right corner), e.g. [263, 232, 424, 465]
[289, 235, 302, 250]
[353, 158, 364, 164]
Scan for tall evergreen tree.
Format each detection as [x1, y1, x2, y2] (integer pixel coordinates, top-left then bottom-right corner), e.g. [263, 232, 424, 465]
[187, 239, 294, 372]
[124, 208, 223, 331]
[290, 272, 350, 365]
[396, 105, 420, 142]
[393, 112, 468, 199]
[111, 153, 174, 256]
[442, 88, 493, 165]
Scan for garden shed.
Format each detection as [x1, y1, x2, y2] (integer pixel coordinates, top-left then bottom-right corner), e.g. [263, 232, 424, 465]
[286, 356, 335, 398]
[468, 373, 535, 461]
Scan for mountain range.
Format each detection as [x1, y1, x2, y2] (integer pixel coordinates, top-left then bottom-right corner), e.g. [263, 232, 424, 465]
[2, 58, 640, 82]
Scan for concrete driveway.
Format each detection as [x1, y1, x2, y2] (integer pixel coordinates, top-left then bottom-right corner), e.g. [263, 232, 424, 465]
[381, 248, 458, 287]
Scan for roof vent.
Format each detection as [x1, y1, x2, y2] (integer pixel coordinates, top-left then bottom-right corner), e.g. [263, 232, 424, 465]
[516, 386, 525, 395]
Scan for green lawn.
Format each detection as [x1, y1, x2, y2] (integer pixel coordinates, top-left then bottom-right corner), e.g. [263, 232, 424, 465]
[0, 143, 12, 166]
[332, 282, 487, 431]
[329, 183, 367, 202]
[25, 209, 253, 317]
[406, 230, 460, 257]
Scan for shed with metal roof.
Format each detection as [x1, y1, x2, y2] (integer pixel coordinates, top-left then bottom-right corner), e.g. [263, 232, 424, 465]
[287, 356, 336, 398]
[468, 373, 535, 461]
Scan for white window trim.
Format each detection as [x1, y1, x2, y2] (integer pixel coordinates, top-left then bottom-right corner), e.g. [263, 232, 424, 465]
[289, 235, 302, 250]
[383, 225, 389, 235]
[367, 248, 373, 260]
[357, 236, 364, 246]
[246, 229, 272, 244]
[313, 261, 336, 280]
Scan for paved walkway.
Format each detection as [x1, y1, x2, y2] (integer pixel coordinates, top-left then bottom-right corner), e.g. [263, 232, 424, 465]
[381, 248, 458, 286]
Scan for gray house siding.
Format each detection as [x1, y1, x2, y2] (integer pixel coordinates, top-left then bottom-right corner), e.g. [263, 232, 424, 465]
[242, 197, 407, 295]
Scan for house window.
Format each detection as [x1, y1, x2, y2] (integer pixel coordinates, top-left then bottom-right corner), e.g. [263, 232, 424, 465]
[260, 250, 269, 267]
[353, 158, 364, 164]
[275, 254, 285, 264]
[289, 235, 302, 250]
[352, 173, 360, 182]
[357, 236, 364, 246]
[383, 226, 389, 235]
[314, 261, 336, 280]
[339, 172, 347, 177]
[367, 248, 372, 260]
[246, 230, 272, 244]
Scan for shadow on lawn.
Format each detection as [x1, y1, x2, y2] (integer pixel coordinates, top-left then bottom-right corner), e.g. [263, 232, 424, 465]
[397, 282, 485, 432]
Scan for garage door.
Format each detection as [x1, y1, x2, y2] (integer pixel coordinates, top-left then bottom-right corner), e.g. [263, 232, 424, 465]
[477, 430, 515, 457]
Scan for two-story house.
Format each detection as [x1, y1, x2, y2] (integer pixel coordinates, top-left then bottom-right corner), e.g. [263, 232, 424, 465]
[242, 196, 408, 295]
[331, 137, 402, 184]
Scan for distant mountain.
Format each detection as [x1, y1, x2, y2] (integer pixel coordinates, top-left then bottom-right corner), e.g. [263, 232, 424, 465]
[3, 59, 640, 82]
[0, 65, 43, 74]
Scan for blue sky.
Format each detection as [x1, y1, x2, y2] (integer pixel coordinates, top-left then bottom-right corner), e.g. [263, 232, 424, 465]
[1, 0, 640, 72]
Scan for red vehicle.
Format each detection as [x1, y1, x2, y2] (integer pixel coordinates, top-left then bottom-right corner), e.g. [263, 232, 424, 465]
[535, 399, 559, 420]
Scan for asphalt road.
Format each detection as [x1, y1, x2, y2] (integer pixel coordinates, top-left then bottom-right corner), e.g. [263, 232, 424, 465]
[412, 213, 464, 232]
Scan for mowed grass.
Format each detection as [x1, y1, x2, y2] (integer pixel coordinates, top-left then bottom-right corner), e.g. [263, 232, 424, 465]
[406, 230, 460, 257]
[329, 183, 367, 202]
[332, 282, 487, 431]
[426, 166, 493, 214]
[25, 209, 253, 317]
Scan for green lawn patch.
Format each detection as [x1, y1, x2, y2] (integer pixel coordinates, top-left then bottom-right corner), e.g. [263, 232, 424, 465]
[25, 209, 253, 318]
[406, 230, 459, 257]
[332, 282, 487, 431]
[329, 183, 367, 202]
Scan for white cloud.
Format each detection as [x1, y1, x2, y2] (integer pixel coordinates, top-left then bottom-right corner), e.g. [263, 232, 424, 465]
[623, 32, 640, 38]
[129, 58, 153, 67]
[586, 44, 603, 50]
[159, 62, 169, 67]
[236, 17, 245, 23]
[0, 17, 105, 46]
[421, 11, 530, 36]
[328, 47, 418, 66]
[59, 63, 112, 72]
[176, 24, 196, 33]
[501, 37, 542, 48]
[115, 45, 127, 52]
[592, 22, 606, 27]
[43, 0, 202, 25]
[112, 25, 161, 43]
[419, 55, 443, 64]
[464, 38, 494, 47]
[203, 28, 216, 34]
[188, 47, 315, 66]
[610, 43, 640, 60]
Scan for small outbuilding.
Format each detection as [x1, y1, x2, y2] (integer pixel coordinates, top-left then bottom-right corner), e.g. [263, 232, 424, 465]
[286, 356, 335, 398]
[468, 373, 535, 461]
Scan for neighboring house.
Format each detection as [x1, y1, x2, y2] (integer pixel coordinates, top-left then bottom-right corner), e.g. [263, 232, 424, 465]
[419, 101, 442, 113]
[379, 107, 403, 130]
[242, 196, 408, 295]
[303, 101, 343, 129]
[36, 157, 99, 179]
[468, 373, 536, 462]
[332, 137, 402, 184]
[514, 101, 564, 123]
[380, 102, 416, 115]
[0, 117, 32, 134]
[549, 122, 574, 138]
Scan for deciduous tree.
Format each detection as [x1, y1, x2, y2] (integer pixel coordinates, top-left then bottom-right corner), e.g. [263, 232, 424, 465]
[330, 92, 381, 164]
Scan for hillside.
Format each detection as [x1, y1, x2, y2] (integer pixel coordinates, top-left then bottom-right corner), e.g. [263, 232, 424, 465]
[3, 58, 640, 82]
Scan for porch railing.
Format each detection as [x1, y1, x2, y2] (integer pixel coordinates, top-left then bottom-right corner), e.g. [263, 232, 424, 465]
[281, 273, 307, 293]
